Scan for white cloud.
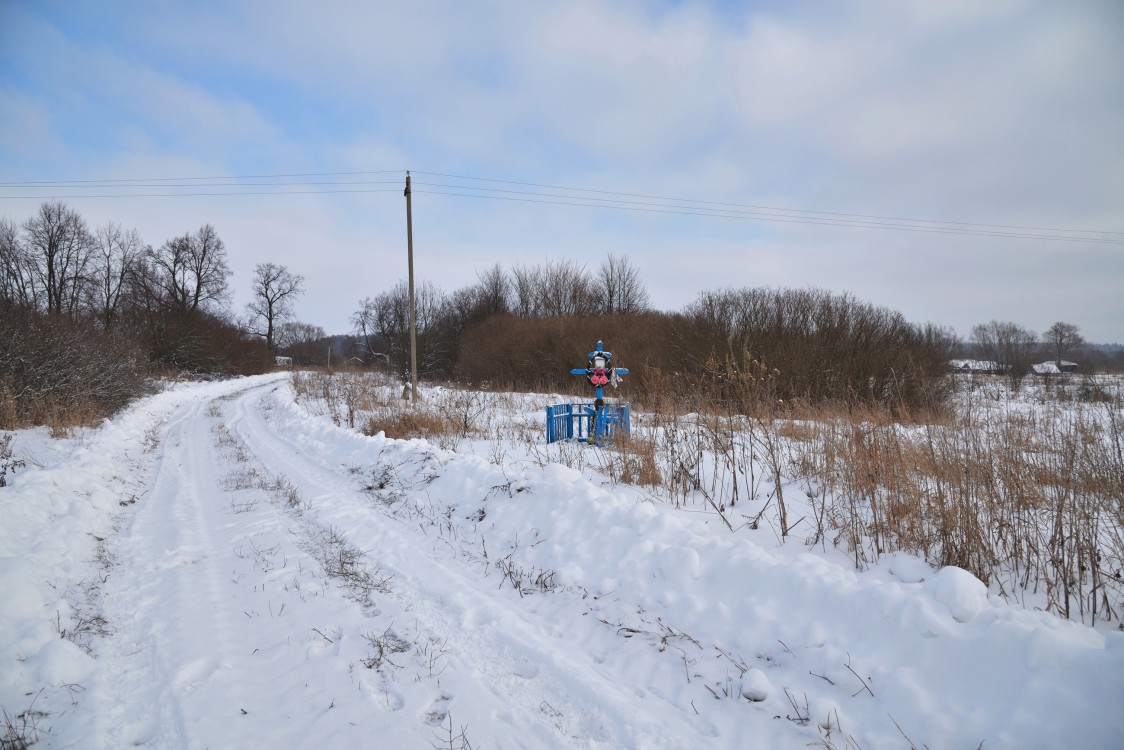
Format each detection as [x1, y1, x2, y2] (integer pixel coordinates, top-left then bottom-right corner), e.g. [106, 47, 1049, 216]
[2, 0, 1122, 341]
[0, 92, 67, 166]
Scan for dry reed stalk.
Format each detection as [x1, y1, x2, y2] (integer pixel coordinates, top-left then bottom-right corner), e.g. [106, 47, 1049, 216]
[293, 367, 1124, 625]
[603, 434, 663, 487]
[779, 385, 1123, 625]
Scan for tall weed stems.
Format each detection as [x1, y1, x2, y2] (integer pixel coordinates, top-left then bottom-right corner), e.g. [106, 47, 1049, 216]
[649, 360, 1124, 627]
[295, 369, 1123, 626]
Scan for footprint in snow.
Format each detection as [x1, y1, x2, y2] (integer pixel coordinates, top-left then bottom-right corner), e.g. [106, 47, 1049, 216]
[370, 677, 405, 712]
[173, 657, 219, 690]
[422, 693, 453, 725]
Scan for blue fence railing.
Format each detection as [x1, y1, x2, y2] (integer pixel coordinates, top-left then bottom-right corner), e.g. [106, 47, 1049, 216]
[546, 402, 630, 445]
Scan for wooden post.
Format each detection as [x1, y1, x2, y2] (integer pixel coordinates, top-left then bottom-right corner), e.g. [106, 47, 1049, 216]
[405, 171, 418, 403]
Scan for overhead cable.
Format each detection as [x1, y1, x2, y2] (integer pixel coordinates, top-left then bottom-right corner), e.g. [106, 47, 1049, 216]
[2, 168, 1119, 244]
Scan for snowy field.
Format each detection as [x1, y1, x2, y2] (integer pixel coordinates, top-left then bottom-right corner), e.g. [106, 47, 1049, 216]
[2, 373, 1122, 749]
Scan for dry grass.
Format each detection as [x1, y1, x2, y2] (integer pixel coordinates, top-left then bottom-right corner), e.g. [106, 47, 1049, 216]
[292, 371, 504, 450]
[366, 409, 463, 442]
[774, 420, 820, 443]
[1, 309, 154, 431]
[646, 379, 1124, 626]
[2, 705, 44, 750]
[293, 367, 1124, 626]
[597, 434, 663, 487]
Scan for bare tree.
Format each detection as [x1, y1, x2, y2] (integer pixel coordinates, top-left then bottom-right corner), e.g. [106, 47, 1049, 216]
[0, 217, 36, 308]
[149, 224, 232, 314]
[276, 320, 326, 365]
[90, 223, 144, 330]
[187, 224, 231, 311]
[597, 252, 650, 315]
[681, 287, 951, 410]
[438, 265, 511, 340]
[351, 296, 383, 361]
[276, 320, 323, 350]
[686, 288, 738, 347]
[474, 263, 510, 317]
[148, 233, 193, 312]
[971, 320, 1040, 379]
[539, 259, 595, 317]
[351, 281, 447, 377]
[511, 263, 543, 318]
[442, 286, 480, 338]
[121, 251, 164, 320]
[22, 201, 94, 316]
[1043, 321, 1084, 366]
[246, 262, 305, 351]
[512, 259, 601, 318]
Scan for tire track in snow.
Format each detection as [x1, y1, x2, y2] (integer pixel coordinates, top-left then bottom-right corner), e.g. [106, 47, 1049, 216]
[93, 396, 223, 748]
[86, 378, 404, 749]
[225, 382, 710, 748]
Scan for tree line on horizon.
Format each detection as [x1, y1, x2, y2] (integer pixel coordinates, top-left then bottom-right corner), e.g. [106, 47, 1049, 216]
[2, 201, 1117, 429]
[341, 259, 959, 415]
[0, 202, 308, 428]
[338, 253, 1116, 398]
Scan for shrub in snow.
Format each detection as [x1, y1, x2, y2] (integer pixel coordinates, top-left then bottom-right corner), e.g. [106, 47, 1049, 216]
[810, 697, 843, 731]
[740, 668, 770, 702]
[925, 566, 989, 623]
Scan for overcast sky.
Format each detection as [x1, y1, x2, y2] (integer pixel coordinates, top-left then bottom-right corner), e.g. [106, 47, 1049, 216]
[2, 0, 1122, 343]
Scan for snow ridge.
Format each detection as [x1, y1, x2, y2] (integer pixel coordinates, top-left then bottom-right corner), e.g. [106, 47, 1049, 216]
[2, 374, 1122, 749]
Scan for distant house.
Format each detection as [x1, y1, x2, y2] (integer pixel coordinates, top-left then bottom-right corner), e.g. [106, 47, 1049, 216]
[274, 356, 293, 368]
[1031, 361, 1079, 376]
[949, 359, 1008, 375]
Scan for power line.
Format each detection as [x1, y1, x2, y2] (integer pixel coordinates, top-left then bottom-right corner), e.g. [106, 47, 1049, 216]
[412, 189, 1124, 244]
[0, 179, 401, 189]
[413, 170, 1124, 238]
[0, 169, 403, 185]
[0, 188, 402, 198]
[2, 167, 1120, 243]
[411, 180, 1117, 242]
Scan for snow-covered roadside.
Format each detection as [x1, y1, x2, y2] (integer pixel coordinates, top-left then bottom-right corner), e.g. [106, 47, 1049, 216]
[2, 374, 1122, 748]
[275, 380, 1124, 748]
[0, 376, 288, 745]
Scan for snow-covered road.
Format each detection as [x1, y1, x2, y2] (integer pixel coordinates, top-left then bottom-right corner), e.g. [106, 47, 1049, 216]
[2, 374, 1122, 749]
[80, 375, 679, 748]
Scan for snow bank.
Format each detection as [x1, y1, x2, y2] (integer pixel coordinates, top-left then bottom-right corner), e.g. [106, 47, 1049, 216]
[0, 376, 284, 741]
[925, 565, 989, 623]
[2, 373, 1122, 749]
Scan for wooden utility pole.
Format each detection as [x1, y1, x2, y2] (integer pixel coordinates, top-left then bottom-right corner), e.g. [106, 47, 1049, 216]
[404, 171, 419, 403]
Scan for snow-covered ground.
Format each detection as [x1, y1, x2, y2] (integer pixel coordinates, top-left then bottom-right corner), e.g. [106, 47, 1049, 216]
[2, 374, 1122, 748]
